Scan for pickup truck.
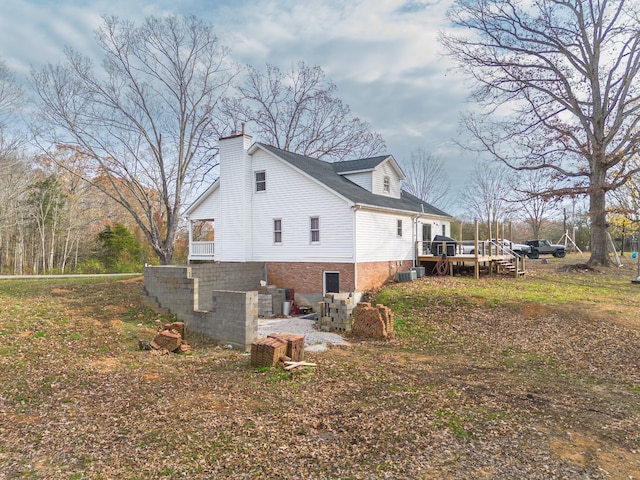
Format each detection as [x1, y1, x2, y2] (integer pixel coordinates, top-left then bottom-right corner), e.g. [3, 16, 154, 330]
[525, 239, 566, 259]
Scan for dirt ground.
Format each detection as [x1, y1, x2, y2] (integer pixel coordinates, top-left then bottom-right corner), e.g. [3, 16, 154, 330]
[0, 256, 638, 479]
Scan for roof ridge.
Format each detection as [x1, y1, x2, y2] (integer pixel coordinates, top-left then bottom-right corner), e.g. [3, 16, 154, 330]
[254, 143, 452, 218]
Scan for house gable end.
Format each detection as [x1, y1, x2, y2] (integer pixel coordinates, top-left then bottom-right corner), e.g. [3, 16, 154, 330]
[185, 179, 219, 219]
[248, 143, 355, 207]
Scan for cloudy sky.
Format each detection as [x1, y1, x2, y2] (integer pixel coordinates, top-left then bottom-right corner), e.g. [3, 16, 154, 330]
[0, 0, 480, 207]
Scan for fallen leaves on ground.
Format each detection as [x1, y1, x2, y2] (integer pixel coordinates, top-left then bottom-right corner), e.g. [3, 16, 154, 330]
[0, 261, 638, 479]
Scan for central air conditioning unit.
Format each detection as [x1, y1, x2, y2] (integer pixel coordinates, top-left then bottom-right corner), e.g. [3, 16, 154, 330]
[397, 270, 417, 282]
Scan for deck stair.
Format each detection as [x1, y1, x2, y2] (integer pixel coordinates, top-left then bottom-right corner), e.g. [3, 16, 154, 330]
[493, 259, 525, 277]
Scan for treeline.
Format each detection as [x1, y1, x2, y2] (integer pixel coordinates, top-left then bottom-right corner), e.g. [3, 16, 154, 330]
[0, 155, 174, 274]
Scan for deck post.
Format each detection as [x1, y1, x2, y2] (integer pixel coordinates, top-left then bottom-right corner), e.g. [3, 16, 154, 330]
[474, 220, 480, 280]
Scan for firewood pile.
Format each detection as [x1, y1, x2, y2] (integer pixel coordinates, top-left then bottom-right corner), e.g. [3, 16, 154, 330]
[139, 321, 192, 355]
[351, 303, 395, 340]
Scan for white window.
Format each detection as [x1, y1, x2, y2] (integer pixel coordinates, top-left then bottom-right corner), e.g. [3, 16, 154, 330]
[383, 176, 390, 193]
[274, 219, 282, 244]
[310, 217, 320, 243]
[255, 171, 266, 192]
[397, 219, 403, 237]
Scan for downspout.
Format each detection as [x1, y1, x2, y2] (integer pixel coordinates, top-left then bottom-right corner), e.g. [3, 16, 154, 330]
[412, 213, 421, 267]
[353, 205, 360, 292]
[187, 216, 192, 264]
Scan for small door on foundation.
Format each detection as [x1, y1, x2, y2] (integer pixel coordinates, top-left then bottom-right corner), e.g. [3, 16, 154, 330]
[324, 271, 339, 294]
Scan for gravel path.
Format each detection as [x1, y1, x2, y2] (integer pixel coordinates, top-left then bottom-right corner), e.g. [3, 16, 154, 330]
[257, 315, 349, 351]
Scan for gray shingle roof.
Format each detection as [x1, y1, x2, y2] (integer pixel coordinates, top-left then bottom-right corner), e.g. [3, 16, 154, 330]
[256, 143, 452, 218]
[331, 156, 389, 173]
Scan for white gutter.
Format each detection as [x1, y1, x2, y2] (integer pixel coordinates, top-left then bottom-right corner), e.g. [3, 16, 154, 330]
[354, 202, 452, 221]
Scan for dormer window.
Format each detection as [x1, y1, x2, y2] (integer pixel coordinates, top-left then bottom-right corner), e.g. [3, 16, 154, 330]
[383, 176, 390, 193]
[255, 171, 266, 192]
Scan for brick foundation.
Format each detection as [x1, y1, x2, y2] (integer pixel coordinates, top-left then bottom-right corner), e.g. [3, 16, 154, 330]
[266, 260, 414, 295]
[266, 262, 356, 293]
[355, 260, 413, 292]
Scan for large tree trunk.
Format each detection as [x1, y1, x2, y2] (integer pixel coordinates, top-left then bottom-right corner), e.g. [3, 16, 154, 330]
[588, 168, 611, 266]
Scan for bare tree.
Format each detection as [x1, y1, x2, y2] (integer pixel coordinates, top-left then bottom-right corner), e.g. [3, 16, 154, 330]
[509, 170, 562, 239]
[0, 59, 22, 130]
[0, 153, 30, 274]
[26, 174, 66, 273]
[0, 58, 26, 273]
[401, 148, 452, 211]
[0, 58, 24, 166]
[460, 160, 514, 230]
[441, 0, 640, 266]
[229, 61, 386, 162]
[31, 15, 239, 264]
[609, 168, 640, 249]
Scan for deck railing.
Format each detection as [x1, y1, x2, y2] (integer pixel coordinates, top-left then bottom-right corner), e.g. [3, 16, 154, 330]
[417, 240, 519, 258]
[189, 241, 215, 259]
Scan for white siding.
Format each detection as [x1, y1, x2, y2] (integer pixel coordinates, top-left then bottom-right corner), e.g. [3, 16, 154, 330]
[341, 171, 373, 192]
[188, 184, 219, 219]
[418, 219, 451, 241]
[372, 160, 402, 198]
[355, 209, 416, 262]
[217, 134, 253, 262]
[249, 149, 354, 262]
[251, 150, 353, 262]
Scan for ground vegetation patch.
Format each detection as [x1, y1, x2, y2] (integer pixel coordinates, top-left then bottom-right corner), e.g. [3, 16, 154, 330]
[0, 257, 638, 479]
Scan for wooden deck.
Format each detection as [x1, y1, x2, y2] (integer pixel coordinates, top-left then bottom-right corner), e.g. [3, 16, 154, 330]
[417, 253, 524, 279]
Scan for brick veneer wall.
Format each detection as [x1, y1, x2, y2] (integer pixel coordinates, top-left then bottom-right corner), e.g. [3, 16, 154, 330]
[356, 260, 413, 292]
[266, 260, 413, 295]
[266, 262, 356, 294]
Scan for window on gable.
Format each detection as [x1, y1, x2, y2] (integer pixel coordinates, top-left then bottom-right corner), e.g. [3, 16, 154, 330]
[383, 176, 390, 193]
[274, 219, 282, 244]
[397, 219, 403, 237]
[255, 171, 266, 192]
[442, 225, 446, 236]
[310, 217, 320, 243]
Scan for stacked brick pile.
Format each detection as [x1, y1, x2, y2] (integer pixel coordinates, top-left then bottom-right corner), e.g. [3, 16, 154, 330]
[267, 334, 304, 362]
[149, 322, 192, 354]
[251, 334, 305, 367]
[250, 337, 287, 367]
[351, 303, 395, 340]
[317, 293, 355, 332]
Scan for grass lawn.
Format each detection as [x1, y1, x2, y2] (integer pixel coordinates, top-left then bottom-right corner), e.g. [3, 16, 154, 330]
[0, 255, 638, 479]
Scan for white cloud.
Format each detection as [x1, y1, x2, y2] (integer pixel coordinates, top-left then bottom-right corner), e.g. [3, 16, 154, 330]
[0, 0, 479, 196]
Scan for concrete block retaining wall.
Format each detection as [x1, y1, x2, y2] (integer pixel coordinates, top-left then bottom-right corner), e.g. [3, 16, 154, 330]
[190, 262, 265, 310]
[142, 263, 265, 350]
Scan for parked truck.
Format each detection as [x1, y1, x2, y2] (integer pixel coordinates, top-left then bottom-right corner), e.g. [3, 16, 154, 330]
[525, 239, 566, 259]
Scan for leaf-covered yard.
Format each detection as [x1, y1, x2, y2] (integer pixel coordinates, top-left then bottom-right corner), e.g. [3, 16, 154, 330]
[0, 257, 639, 479]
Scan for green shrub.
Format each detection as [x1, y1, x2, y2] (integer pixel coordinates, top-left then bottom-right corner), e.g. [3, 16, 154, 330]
[76, 259, 106, 274]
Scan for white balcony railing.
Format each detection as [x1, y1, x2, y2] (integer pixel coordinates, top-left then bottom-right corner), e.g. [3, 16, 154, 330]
[189, 241, 215, 259]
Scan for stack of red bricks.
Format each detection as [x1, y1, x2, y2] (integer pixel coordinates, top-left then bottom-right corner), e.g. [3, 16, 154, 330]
[251, 334, 304, 367]
[351, 303, 395, 340]
[268, 333, 304, 362]
[150, 321, 192, 354]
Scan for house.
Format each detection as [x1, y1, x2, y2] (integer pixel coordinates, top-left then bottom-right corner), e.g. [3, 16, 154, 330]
[185, 133, 453, 304]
